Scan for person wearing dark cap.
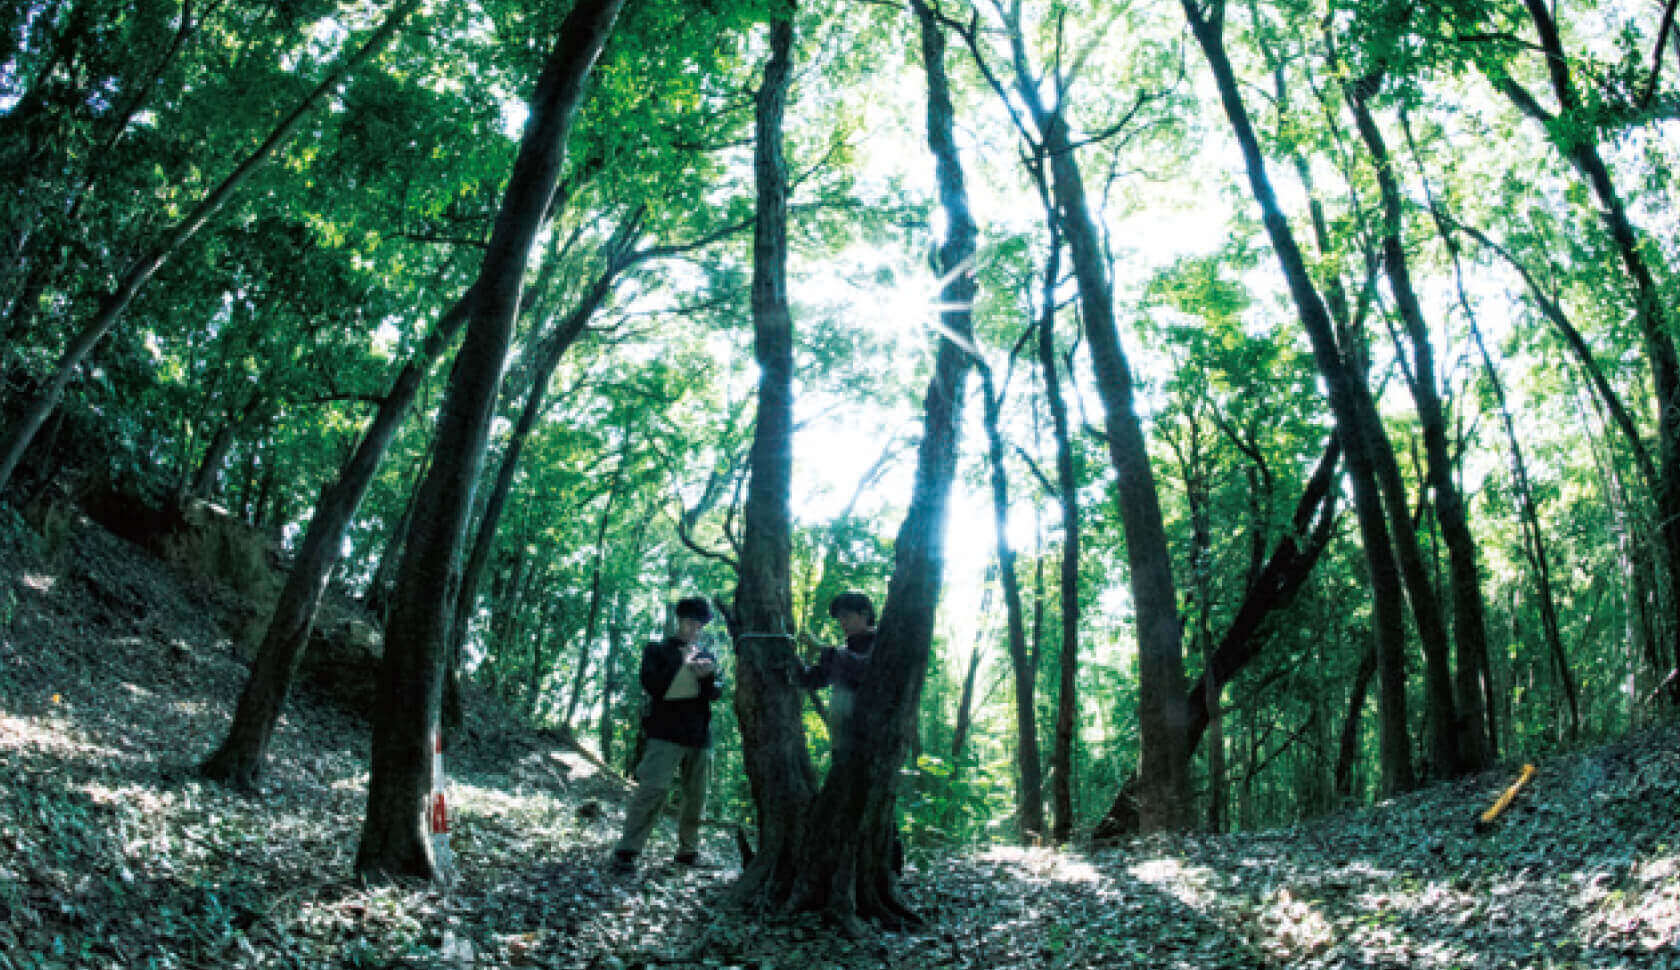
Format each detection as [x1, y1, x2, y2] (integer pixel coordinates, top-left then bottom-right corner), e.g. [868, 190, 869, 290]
[611, 596, 724, 871]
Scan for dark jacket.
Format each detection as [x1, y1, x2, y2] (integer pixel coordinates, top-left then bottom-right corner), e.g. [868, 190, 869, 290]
[640, 635, 724, 748]
[802, 630, 875, 691]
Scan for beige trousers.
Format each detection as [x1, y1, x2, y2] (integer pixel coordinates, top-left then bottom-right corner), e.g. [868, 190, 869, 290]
[615, 738, 711, 856]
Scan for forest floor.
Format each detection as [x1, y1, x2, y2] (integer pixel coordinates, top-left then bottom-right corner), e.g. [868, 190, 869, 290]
[1, 505, 1678, 970]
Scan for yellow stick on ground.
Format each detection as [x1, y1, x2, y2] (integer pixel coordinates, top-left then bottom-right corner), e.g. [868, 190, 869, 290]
[1477, 763, 1537, 828]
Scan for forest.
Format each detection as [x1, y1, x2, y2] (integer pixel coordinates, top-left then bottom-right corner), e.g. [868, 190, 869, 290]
[2, 0, 1679, 965]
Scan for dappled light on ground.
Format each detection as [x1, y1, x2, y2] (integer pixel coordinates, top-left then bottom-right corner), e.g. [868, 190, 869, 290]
[3, 512, 1678, 968]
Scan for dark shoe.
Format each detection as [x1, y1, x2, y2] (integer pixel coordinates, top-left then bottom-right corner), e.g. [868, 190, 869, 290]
[609, 849, 637, 873]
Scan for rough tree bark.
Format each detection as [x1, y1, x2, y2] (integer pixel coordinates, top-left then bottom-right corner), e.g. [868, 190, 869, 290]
[779, 0, 977, 929]
[354, 0, 624, 882]
[727, 3, 818, 907]
[0, 0, 418, 494]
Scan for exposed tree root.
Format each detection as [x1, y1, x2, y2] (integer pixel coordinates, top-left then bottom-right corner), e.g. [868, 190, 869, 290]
[199, 747, 262, 793]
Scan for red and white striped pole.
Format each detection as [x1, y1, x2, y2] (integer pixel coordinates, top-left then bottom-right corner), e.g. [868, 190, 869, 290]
[430, 727, 454, 878]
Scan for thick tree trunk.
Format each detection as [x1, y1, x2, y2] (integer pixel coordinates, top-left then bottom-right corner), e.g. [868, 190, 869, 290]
[200, 296, 473, 790]
[1184, 0, 1414, 794]
[0, 0, 417, 494]
[727, 5, 817, 906]
[977, 365, 1044, 839]
[354, 0, 624, 883]
[1346, 84, 1488, 773]
[783, 1, 975, 929]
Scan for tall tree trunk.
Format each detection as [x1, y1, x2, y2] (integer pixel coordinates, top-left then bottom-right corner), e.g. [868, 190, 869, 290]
[188, 421, 238, 501]
[727, 5, 816, 906]
[949, 637, 984, 761]
[598, 583, 634, 763]
[977, 365, 1044, 839]
[200, 295, 473, 789]
[0, 0, 418, 494]
[1345, 80, 1488, 773]
[354, 0, 624, 882]
[1036, 230, 1082, 845]
[1423, 203, 1566, 752]
[1183, 0, 1414, 793]
[784, 1, 976, 930]
[1498, 0, 1680, 701]
[1176, 405, 1224, 832]
[997, 5, 1189, 831]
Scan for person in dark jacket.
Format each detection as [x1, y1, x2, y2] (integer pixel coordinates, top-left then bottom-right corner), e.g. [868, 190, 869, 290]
[611, 596, 724, 871]
[800, 590, 876, 762]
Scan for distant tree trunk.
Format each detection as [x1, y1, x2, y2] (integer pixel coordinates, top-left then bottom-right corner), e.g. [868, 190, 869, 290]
[598, 584, 633, 763]
[200, 296, 474, 790]
[364, 441, 433, 622]
[1183, 0, 1414, 794]
[948, 637, 984, 761]
[445, 214, 641, 729]
[781, 1, 976, 930]
[1497, 0, 1680, 703]
[525, 597, 566, 717]
[1344, 78, 1488, 773]
[188, 421, 237, 501]
[1425, 205, 1565, 751]
[1335, 645, 1378, 798]
[1036, 228, 1082, 845]
[727, 5, 817, 907]
[1176, 405, 1225, 832]
[977, 364, 1044, 839]
[354, 0, 624, 883]
[0, 0, 418, 495]
[563, 444, 630, 728]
